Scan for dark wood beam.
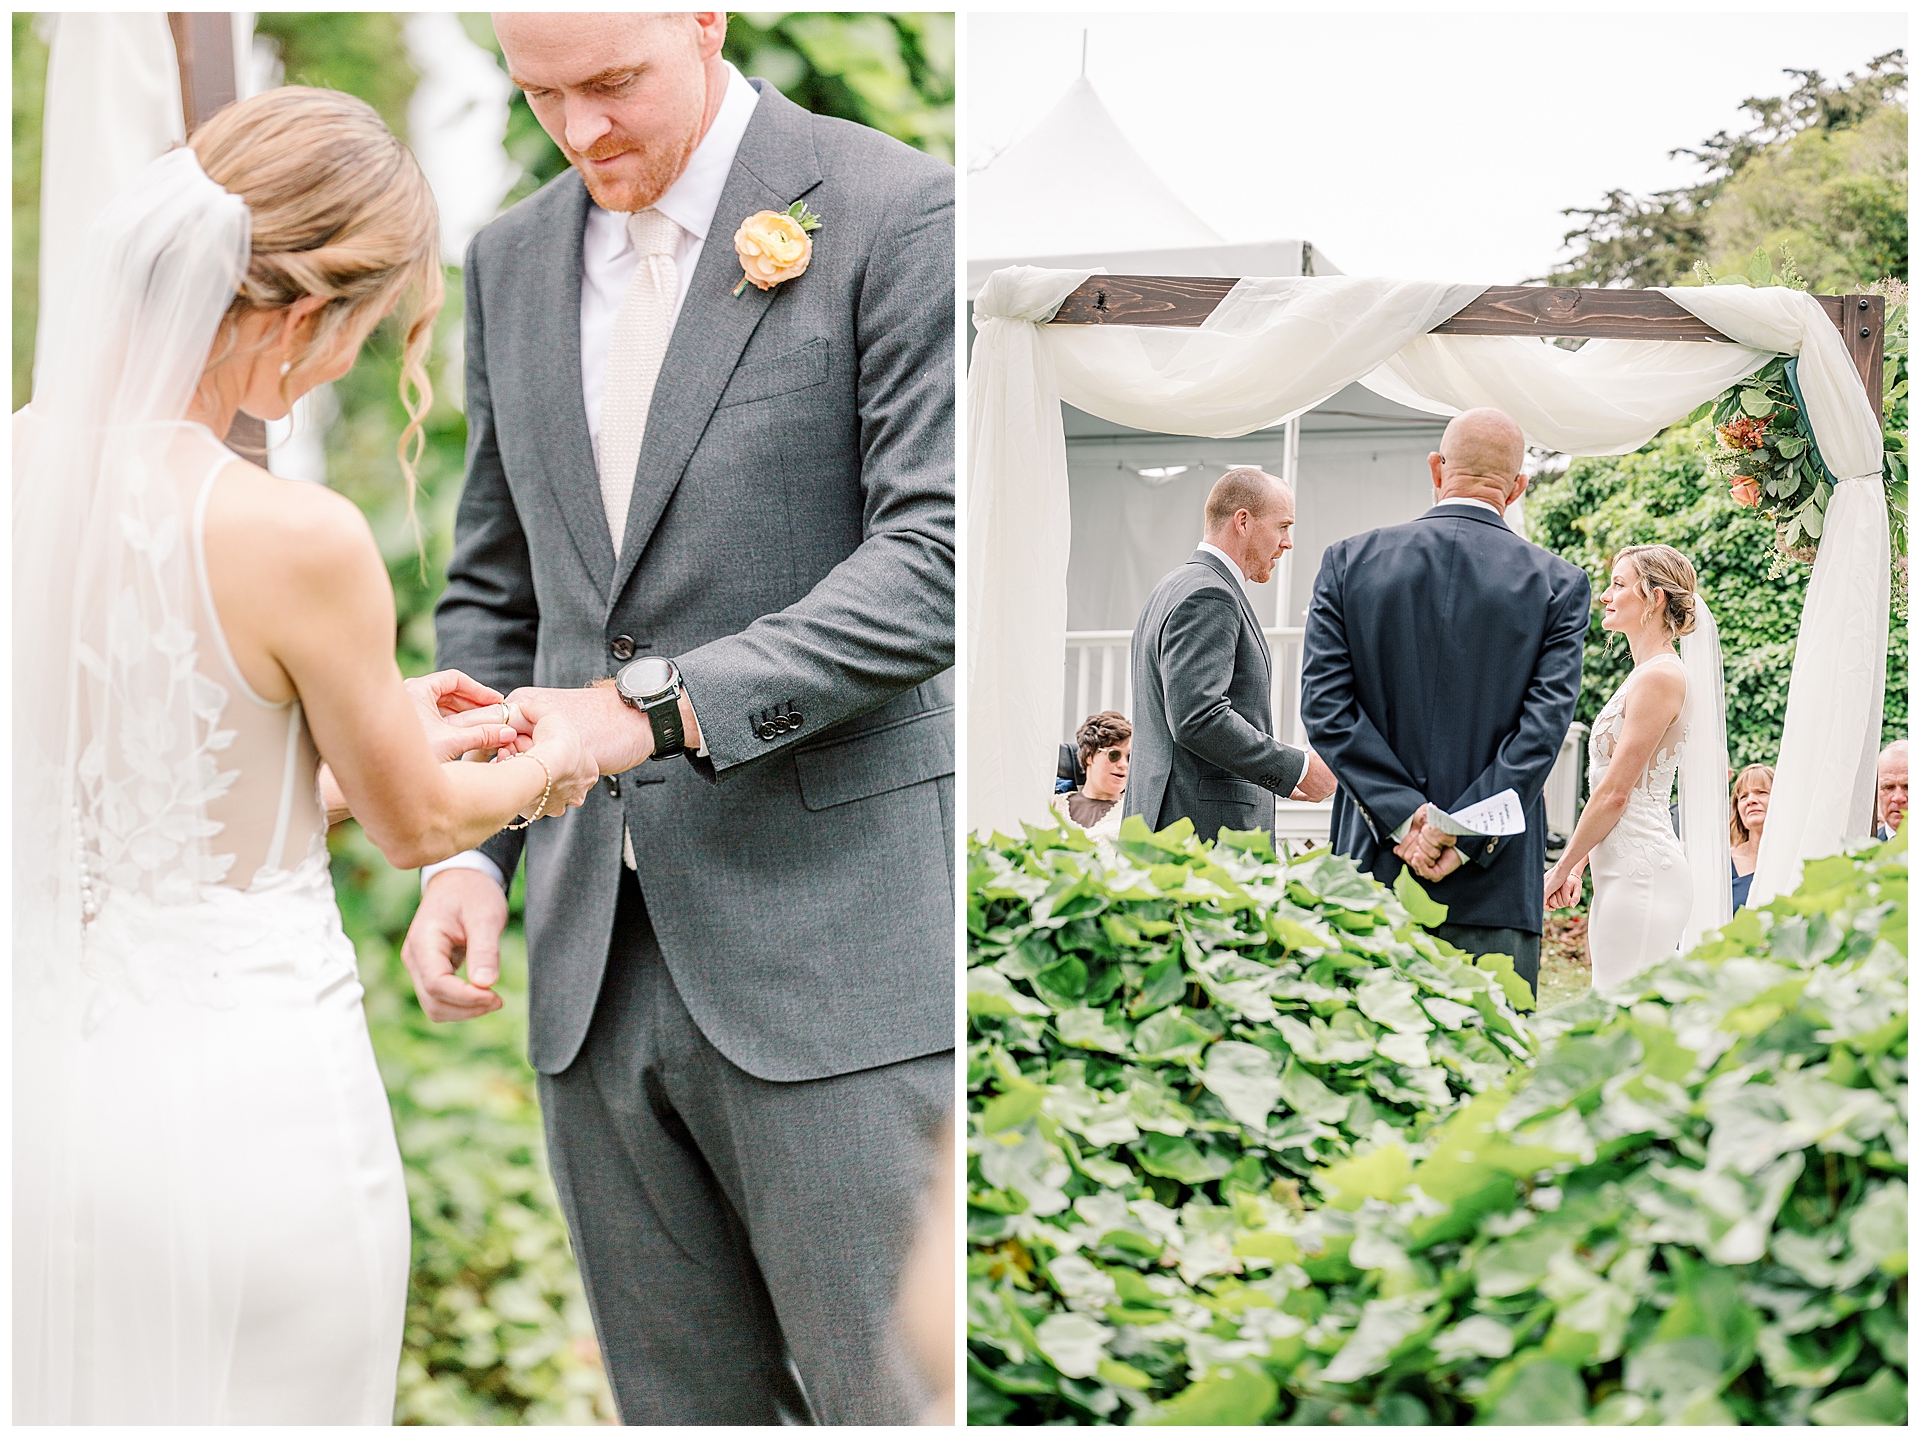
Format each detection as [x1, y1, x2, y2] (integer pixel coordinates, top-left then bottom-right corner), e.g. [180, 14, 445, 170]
[1047, 277, 1886, 427]
[168, 12, 266, 464]
[167, 13, 239, 131]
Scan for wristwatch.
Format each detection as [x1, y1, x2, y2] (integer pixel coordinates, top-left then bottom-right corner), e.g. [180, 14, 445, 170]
[613, 655, 688, 761]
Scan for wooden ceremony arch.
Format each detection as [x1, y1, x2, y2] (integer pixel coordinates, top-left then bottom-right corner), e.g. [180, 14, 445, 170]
[1047, 278, 1887, 426]
[167, 10, 269, 464]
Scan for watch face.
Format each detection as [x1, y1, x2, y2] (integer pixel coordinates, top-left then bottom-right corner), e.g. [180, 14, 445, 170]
[621, 656, 675, 698]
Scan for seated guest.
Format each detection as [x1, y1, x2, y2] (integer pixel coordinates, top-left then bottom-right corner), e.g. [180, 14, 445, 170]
[1052, 711, 1130, 841]
[1728, 763, 1773, 912]
[1875, 740, 1908, 841]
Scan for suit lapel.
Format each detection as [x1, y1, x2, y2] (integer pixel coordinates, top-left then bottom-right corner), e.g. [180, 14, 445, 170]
[606, 82, 825, 614]
[1191, 550, 1271, 676]
[525, 173, 615, 606]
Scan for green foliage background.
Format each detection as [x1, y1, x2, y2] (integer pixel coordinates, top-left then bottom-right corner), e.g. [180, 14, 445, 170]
[12, 11, 953, 1424]
[969, 821, 1908, 1425]
[1523, 419, 1909, 772]
[1540, 53, 1906, 291]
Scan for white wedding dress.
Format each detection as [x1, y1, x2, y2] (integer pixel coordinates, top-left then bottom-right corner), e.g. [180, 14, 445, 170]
[15, 152, 407, 1424]
[1585, 653, 1695, 991]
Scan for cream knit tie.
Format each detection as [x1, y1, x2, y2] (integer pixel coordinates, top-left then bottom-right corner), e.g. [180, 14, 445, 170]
[598, 208, 680, 558]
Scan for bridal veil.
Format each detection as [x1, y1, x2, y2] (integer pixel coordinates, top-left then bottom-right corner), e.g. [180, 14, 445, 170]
[1677, 595, 1733, 953]
[14, 147, 254, 1420]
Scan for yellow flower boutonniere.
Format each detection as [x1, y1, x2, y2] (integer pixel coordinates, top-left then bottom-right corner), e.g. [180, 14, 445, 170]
[732, 201, 822, 297]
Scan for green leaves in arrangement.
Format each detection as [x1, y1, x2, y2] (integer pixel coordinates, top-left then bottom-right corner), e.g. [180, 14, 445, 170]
[968, 820, 1908, 1426]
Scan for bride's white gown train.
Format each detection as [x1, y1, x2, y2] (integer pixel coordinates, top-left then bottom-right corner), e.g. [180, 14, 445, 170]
[1585, 653, 1694, 992]
[20, 424, 409, 1423]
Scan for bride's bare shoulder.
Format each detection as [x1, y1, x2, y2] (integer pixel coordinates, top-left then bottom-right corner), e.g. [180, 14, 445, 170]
[200, 456, 384, 592]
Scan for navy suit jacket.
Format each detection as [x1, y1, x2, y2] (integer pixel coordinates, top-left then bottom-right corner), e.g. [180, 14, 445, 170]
[1300, 504, 1590, 932]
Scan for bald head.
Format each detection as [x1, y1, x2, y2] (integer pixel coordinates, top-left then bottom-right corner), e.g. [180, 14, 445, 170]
[1428, 407, 1528, 512]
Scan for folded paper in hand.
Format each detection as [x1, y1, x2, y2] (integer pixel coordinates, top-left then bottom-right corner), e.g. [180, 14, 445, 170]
[1426, 789, 1526, 838]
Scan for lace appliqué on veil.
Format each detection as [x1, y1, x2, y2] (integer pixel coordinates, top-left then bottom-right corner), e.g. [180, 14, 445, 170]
[74, 507, 240, 911]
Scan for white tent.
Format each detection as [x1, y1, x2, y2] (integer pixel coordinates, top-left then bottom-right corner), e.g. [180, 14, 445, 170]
[967, 77, 1331, 299]
[968, 79, 1471, 844]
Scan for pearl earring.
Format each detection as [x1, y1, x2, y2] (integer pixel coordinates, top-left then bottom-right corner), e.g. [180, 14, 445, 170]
[280, 360, 292, 376]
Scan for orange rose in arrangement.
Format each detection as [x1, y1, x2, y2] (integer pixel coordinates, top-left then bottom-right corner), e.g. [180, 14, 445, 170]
[1730, 475, 1762, 507]
[732, 201, 822, 296]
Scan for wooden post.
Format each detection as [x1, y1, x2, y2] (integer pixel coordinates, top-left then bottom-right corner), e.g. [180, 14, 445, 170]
[168, 13, 268, 465]
[1047, 278, 1887, 428]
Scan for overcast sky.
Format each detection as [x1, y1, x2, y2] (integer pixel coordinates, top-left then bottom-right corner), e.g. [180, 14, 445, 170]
[965, 10, 1908, 284]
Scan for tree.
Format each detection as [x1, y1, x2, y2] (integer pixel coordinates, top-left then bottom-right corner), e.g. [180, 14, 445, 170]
[1538, 52, 1907, 291]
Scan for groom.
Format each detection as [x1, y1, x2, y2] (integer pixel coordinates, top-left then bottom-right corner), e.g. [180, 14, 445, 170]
[399, 14, 953, 1424]
[1300, 408, 1588, 995]
[1126, 466, 1336, 841]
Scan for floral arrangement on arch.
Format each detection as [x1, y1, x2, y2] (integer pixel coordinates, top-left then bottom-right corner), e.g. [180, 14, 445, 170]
[1689, 254, 1908, 596]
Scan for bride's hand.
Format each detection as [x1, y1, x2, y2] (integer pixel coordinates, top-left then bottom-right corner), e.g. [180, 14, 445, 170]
[1544, 856, 1586, 910]
[513, 702, 599, 818]
[405, 670, 520, 763]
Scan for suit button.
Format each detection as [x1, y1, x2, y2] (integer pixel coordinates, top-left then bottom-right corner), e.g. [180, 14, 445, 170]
[610, 635, 636, 662]
[786, 712, 801, 731]
[773, 716, 791, 735]
[602, 774, 621, 799]
[758, 722, 778, 741]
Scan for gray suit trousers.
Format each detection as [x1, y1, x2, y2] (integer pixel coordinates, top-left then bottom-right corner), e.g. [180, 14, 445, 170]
[538, 871, 953, 1425]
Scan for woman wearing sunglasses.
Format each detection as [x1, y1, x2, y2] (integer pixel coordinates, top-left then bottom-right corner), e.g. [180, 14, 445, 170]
[1052, 711, 1132, 842]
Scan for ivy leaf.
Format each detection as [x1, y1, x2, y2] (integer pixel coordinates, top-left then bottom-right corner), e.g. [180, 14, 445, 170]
[1139, 1363, 1278, 1424]
[1393, 866, 1449, 927]
[1279, 1057, 1353, 1124]
[1809, 1370, 1907, 1426]
[1201, 1041, 1284, 1129]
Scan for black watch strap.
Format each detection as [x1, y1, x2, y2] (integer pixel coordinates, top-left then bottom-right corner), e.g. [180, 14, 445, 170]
[644, 692, 686, 760]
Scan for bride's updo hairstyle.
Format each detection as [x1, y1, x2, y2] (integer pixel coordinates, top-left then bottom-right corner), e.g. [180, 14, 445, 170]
[189, 86, 442, 491]
[1615, 543, 1699, 638]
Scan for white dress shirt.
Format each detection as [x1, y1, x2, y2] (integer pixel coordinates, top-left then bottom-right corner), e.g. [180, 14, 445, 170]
[1432, 496, 1506, 521]
[423, 64, 759, 893]
[579, 63, 759, 472]
[1196, 541, 1247, 584]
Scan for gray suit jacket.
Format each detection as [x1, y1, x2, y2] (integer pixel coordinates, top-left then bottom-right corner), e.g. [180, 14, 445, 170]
[435, 82, 954, 1081]
[1123, 550, 1307, 843]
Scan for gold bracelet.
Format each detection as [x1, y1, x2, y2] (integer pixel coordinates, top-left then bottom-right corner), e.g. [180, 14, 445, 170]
[504, 752, 553, 831]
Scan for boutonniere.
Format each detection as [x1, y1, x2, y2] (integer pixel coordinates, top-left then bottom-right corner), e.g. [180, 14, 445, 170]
[732, 201, 821, 297]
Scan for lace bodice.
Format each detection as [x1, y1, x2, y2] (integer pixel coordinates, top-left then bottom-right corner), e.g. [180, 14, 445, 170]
[184, 437, 328, 890]
[1588, 653, 1690, 820]
[56, 419, 329, 912]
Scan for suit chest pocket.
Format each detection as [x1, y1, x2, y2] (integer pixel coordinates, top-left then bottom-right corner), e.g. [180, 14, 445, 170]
[716, 337, 831, 409]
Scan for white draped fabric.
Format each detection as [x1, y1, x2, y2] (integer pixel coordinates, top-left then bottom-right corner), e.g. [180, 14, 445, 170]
[969, 268, 1889, 915]
[1662, 287, 1890, 904]
[35, 14, 186, 393]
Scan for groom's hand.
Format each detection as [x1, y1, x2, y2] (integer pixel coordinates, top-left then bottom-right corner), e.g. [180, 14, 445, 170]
[1290, 749, 1337, 803]
[402, 869, 509, 1022]
[492, 683, 704, 776]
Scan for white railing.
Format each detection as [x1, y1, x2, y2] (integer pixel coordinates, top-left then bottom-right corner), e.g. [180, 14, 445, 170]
[1065, 627, 1306, 747]
[1063, 629, 1587, 839]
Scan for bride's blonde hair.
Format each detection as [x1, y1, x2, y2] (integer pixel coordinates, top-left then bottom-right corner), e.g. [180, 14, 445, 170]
[189, 86, 442, 502]
[1615, 543, 1699, 638]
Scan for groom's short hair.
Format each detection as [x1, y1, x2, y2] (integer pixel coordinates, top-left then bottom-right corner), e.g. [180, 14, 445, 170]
[1204, 467, 1285, 531]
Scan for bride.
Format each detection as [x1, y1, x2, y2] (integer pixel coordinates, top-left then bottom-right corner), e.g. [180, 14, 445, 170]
[1542, 544, 1730, 992]
[14, 89, 599, 1422]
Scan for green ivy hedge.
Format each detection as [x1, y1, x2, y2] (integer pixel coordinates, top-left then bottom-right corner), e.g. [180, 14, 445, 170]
[968, 822, 1908, 1425]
